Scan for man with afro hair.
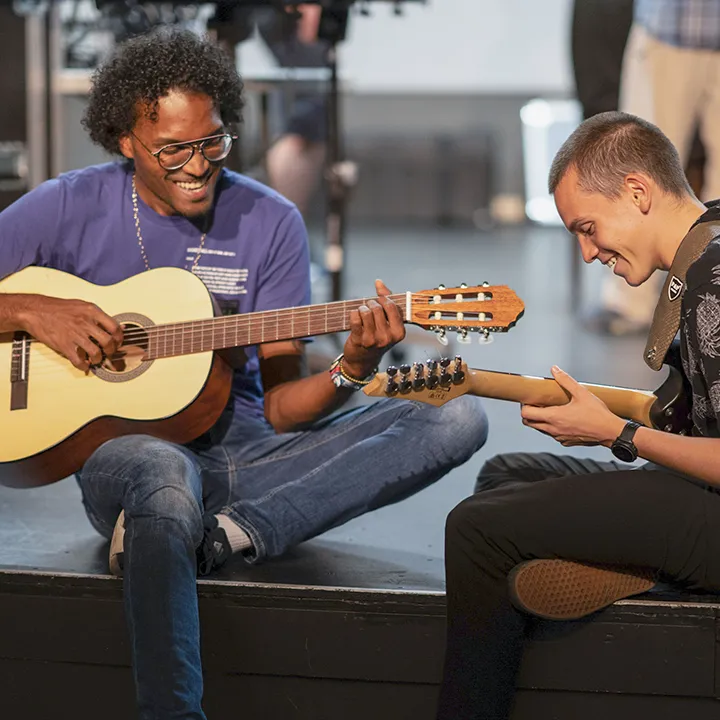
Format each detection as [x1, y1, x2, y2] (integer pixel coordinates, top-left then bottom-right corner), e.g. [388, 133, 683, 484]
[0, 27, 488, 719]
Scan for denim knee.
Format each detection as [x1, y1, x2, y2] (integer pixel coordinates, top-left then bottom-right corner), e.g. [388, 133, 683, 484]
[82, 435, 204, 536]
[425, 395, 489, 461]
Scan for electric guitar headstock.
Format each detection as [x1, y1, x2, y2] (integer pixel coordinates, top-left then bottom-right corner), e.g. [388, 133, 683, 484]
[408, 283, 524, 345]
[364, 356, 471, 406]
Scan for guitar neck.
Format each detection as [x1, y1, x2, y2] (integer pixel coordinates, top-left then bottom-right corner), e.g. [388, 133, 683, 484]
[468, 369, 657, 427]
[144, 294, 410, 359]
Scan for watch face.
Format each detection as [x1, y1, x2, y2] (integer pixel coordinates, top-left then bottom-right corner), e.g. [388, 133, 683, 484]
[612, 443, 635, 463]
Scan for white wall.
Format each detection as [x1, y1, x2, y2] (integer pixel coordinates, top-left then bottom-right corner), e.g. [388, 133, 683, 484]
[331, 0, 573, 94]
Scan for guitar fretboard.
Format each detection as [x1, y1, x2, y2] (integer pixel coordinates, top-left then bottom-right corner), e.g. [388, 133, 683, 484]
[141, 294, 410, 359]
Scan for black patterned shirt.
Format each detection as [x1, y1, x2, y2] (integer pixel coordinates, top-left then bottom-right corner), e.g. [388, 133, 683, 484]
[681, 236, 720, 438]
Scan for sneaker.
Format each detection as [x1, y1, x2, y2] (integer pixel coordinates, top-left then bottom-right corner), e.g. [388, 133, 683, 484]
[508, 559, 657, 621]
[109, 510, 126, 577]
[196, 515, 232, 577]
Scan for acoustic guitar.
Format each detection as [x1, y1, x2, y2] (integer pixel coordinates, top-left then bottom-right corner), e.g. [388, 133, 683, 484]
[0, 266, 524, 488]
[364, 355, 692, 434]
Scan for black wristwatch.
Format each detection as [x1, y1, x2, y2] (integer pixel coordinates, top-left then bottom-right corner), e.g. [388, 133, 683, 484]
[610, 421, 641, 462]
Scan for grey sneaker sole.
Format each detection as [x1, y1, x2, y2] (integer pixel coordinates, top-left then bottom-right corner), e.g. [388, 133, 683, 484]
[508, 559, 657, 620]
[109, 510, 125, 577]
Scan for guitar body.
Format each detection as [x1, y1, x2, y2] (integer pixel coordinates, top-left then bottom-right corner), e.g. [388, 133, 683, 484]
[0, 267, 232, 488]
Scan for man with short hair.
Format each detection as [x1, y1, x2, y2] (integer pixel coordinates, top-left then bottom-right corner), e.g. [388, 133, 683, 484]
[437, 111, 720, 719]
[597, 0, 720, 336]
[0, 28, 488, 719]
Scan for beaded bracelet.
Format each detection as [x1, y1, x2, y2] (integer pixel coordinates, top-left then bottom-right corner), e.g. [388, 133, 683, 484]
[329, 354, 376, 391]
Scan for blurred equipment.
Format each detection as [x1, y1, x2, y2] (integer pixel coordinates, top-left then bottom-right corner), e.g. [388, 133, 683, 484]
[0, 5, 31, 210]
[14, 0, 426, 306]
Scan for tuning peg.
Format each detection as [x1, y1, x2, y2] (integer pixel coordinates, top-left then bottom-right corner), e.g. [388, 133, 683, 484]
[436, 328, 449, 346]
[460, 283, 468, 288]
[385, 379, 399, 396]
[478, 328, 494, 345]
[387, 365, 398, 377]
[399, 364, 411, 376]
[399, 378, 412, 394]
[436, 284, 446, 290]
[426, 360, 439, 390]
[457, 328, 471, 344]
[482, 281, 489, 287]
[452, 357, 465, 385]
[412, 362, 426, 390]
[439, 357, 451, 368]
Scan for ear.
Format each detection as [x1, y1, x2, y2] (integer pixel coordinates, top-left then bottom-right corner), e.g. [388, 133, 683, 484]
[118, 134, 134, 160]
[624, 173, 652, 214]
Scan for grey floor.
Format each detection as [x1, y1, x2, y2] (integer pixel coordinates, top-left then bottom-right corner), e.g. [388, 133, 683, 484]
[0, 224, 661, 591]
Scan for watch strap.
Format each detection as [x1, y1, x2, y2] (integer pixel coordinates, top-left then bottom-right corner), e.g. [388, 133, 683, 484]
[618, 420, 641, 444]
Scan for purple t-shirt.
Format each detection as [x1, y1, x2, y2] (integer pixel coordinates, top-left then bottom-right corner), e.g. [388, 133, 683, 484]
[0, 161, 311, 426]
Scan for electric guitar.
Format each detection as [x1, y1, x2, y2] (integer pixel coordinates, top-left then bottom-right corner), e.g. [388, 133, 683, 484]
[0, 266, 524, 488]
[364, 355, 693, 434]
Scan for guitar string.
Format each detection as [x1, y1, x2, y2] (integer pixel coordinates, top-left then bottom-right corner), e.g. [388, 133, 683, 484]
[11, 310, 499, 370]
[13, 294, 498, 350]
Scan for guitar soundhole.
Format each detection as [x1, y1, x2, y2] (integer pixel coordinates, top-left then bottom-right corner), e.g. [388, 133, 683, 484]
[92, 314, 153, 383]
[103, 322, 148, 373]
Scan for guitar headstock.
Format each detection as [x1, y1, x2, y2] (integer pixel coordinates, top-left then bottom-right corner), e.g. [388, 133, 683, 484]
[364, 356, 471, 406]
[409, 283, 524, 344]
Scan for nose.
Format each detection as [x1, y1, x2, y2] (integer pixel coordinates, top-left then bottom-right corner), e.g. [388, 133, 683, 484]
[577, 235, 599, 264]
[183, 147, 210, 177]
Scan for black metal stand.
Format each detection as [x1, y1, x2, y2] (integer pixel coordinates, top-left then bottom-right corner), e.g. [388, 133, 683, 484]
[324, 43, 348, 303]
[319, 6, 352, 304]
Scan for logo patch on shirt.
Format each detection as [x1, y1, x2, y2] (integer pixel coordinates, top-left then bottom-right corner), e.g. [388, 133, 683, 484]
[668, 275, 684, 302]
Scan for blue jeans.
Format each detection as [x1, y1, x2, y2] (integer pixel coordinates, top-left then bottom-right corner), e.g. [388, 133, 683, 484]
[77, 396, 488, 720]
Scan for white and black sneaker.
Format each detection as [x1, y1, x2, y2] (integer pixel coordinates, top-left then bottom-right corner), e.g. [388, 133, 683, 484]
[109, 510, 232, 577]
[196, 515, 232, 576]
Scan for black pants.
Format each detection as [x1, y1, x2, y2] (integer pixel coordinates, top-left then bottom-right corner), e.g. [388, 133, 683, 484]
[436, 452, 720, 720]
[571, 0, 634, 119]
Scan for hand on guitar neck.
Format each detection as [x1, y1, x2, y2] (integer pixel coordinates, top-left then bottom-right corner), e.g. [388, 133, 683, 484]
[1, 293, 123, 372]
[340, 279, 405, 380]
[519, 366, 626, 448]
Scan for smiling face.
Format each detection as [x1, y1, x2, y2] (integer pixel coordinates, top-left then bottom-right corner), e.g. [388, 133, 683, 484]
[119, 89, 225, 218]
[553, 165, 661, 287]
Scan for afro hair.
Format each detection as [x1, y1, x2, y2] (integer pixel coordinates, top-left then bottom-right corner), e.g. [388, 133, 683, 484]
[82, 26, 244, 155]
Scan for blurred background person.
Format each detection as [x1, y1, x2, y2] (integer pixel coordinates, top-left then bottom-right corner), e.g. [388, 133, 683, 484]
[257, 3, 328, 217]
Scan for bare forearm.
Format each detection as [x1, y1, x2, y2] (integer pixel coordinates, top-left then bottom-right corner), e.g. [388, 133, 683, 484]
[0, 294, 34, 333]
[264, 371, 354, 433]
[631, 427, 720, 486]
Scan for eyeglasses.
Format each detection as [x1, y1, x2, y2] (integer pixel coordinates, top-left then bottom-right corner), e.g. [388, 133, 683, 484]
[131, 131, 237, 171]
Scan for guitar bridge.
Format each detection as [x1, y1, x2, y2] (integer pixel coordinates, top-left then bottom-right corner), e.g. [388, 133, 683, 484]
[10, 331, 29, 411]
